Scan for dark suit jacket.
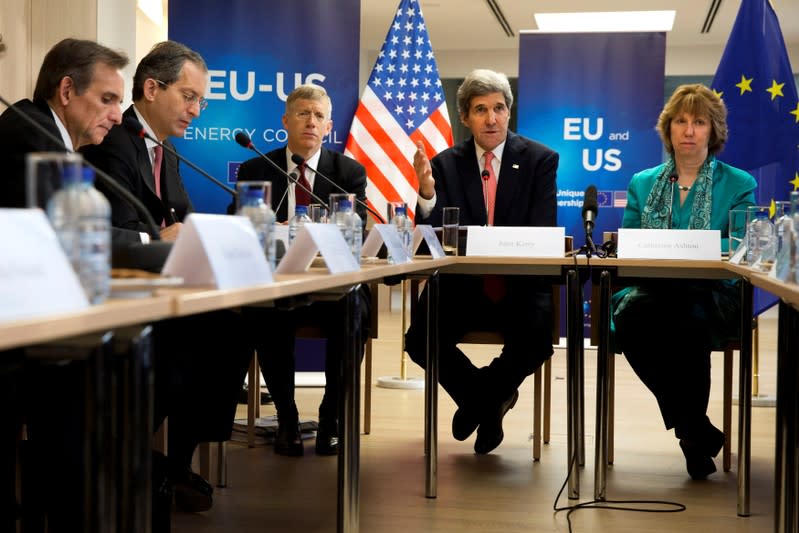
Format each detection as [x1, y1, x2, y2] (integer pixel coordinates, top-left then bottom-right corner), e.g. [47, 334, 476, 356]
[423, 131, 559, 304]
[0, 98, 67, 209]
[81, 105, 193, 241]
[236, 146, 367, 222]
[421, 131, 558, 228]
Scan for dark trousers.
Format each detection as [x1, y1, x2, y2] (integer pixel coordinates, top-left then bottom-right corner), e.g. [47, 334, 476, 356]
[153, 310, 252, 466]
[248, 286, 370, 425]
[405, 274, 553, 413]
[615, 289, 717, 438]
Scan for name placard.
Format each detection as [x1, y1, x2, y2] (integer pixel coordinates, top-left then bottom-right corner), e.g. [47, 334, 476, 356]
[466, 226, 565, 257]
[617, 229, 721, 260]
[361, 224, 411, 263]
[276, 223, 359, 274]
[162, 213, 273, 288]
[413, 224, 445, 258]
[0, 209, 89, 322]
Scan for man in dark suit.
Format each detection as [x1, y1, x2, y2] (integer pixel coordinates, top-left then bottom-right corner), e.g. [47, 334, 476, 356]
[237, 84, 369, 456]
[82, 41, 252, 518]
[405, 69, 559, 455]
[0, 38, 128, 532]
[0, 38, 126, 209]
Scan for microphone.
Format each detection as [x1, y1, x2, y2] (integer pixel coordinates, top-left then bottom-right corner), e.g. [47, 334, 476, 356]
[582, 185, 598, 255]
[0, 93, 161, 239]
[290, 153, 386, 224]
[124, 117, 236, 197]
[667, 172, 678, 229]
[481, 169, 490, 225]
[234, 132, 330, 214]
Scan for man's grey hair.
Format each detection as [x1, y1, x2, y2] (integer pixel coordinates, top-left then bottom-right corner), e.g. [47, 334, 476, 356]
[456, 69, 513, 117]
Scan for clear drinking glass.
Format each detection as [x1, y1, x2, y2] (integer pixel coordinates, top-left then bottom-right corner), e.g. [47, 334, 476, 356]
[728, 208, 748, 257]
[308, 203, 329, 223]
[442, 206, 459, 256]
[25, 151, 83, 208]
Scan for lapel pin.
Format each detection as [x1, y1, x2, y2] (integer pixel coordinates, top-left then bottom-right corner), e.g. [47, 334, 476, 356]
[512, 164, 519, 169]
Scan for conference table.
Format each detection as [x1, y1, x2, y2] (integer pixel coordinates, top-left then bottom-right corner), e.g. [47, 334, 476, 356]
[0, 257, 453, 533]
[5, 254, 798, 532]
[726, 263, 799, 533]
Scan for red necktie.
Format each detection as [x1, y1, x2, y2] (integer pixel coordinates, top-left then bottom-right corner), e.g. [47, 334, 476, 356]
[482, 151, 505, 302]
[295, 163, 311, 207]
[153, 145, 164, 227]
[483, 151, 498, 226]
[153, 145, 163, 199]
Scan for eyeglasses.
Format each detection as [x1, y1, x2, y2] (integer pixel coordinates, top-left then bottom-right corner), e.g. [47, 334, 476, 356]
[294, 109, 329, 123]
[154, 79, 208, 111]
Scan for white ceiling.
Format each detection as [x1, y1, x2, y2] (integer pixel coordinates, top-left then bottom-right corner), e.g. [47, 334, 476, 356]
[360, 0, 799, 75]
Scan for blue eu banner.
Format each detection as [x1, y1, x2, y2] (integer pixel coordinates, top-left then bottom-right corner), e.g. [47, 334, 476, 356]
[711, 0, 799, 214]
[517, 32, 666, 246]
[168, 0, 360, 214]
[711, 0, 799, 315]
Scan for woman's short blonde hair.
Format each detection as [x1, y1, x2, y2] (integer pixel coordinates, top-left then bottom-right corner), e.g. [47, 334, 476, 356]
[657, 84, 728, 155]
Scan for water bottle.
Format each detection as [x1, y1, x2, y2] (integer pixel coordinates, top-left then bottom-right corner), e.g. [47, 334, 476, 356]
[288, 205, 311, 246]
[393, 205, 413, 259]
[745, 208, 774, 268]
[790, 191, 799, 283]
[47, 166, 111, 304]
[332, 198, 354, 249]
[237, 187, 276, 270]
[348, 210, 363, 265]
[774, 201, 792, 255]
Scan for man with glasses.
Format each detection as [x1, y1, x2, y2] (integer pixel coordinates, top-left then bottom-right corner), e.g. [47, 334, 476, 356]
[83, 40, 206, 242]
[83, 41, 252, 523]
[237, 84, 370, 457]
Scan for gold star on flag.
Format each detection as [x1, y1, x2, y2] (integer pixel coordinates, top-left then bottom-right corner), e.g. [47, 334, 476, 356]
[712, 88, 724, 99]
[791, 172, 799, 191]
[765, 80, 784, 100]
[735, 75, 753, 95]
[791, 101, 799, 123]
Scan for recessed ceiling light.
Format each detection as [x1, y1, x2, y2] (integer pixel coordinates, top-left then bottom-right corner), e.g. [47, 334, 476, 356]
[534, 11, 675, 32]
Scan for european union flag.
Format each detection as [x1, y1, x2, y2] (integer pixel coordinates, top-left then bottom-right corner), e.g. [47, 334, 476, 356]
[712, 0, 799, 314]
[712, 0, 799, 209]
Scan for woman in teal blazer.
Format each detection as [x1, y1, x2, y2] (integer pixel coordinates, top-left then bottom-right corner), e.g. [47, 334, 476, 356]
[612, 84, 756, 480]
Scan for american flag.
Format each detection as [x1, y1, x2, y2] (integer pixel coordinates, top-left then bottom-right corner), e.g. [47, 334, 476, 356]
[613, 190, 627, 208]
[344, 0, 453, 221]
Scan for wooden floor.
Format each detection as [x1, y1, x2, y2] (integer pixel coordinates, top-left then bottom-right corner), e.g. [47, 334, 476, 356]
[173, 300, 780, 533]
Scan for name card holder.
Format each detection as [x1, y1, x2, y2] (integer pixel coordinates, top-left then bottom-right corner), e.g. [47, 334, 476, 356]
[465, 226, 565, 257]
[361, 224, 411, 263]
[276, 223, 359, 274]
[412, 224, 445, 258]
[162, 213, 273, 289]
[0, 208, 88, 322]
[617, 228, 721, 260]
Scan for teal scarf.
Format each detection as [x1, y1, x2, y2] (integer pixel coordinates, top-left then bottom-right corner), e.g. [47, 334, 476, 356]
[640, 156, 715, 230]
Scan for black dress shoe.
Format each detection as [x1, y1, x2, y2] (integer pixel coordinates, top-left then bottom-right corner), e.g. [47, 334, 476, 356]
[315, 419, 339, 456]
[275, 422, 304, 456]
[678, 422, 724, 480]
[452, 407, 479, 441]
[172, 467, 214, 513]
[474, 390, 519, 455]
[679, 440, 717, 480]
